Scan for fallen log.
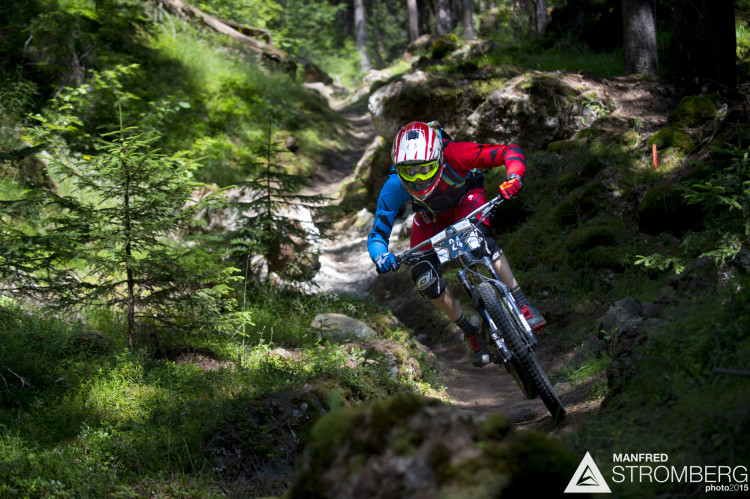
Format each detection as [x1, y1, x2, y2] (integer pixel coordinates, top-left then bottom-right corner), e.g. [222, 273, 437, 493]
[154, 0, 296, 72]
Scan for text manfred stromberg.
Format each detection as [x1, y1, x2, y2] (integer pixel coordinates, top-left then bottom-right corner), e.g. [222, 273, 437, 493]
[565, 452, 748, 494]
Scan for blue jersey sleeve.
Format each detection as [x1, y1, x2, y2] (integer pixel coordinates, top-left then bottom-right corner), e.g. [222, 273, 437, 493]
[367, 173, 411, 261]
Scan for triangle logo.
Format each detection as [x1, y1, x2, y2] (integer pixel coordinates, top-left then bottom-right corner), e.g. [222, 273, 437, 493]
[564, 451, 612, 493]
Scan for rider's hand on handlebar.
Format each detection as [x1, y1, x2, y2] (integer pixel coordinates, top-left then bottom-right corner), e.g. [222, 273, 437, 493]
[374, 252, 399, 274]
[499, 174, 522, 200]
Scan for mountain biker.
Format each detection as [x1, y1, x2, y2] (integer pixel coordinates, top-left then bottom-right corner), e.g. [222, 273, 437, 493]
[367, 121, 546, 368]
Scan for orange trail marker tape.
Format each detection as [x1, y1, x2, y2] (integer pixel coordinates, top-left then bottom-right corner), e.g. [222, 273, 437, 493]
[653, 144, 658, 169]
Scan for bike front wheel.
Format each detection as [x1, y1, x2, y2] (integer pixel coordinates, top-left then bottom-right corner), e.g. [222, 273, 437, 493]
[476, 282, 566, 421]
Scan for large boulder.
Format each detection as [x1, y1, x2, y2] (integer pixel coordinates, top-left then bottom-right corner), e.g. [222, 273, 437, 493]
[460, 71, 615, 149]
[285, 394, 579, 498]
[311, 313, 377, 341]
[367, 71, 477, 142]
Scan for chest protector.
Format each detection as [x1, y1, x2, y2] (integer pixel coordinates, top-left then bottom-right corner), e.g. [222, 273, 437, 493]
[412, 137, 485, 215]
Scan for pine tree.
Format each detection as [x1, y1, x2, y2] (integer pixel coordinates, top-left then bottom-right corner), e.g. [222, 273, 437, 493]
[1, 125, 242, 349]
[224, 119, 334, 287]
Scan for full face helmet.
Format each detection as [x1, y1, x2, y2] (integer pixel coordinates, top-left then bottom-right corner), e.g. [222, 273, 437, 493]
[392, 121, 443, 201]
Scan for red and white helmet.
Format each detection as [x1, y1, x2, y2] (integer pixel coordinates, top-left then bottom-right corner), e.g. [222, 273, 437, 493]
[392, 121, 444, 201]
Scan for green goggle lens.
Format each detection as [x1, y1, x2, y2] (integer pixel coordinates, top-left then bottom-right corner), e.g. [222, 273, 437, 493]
[397, 160, 439, 182]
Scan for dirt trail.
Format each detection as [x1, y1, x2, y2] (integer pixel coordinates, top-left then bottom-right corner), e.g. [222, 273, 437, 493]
[308, 93, 597, 433]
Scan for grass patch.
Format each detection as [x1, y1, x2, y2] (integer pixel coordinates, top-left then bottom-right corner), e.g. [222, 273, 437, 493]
[0, 285, 442, 497]
[475, 38, 624, 77]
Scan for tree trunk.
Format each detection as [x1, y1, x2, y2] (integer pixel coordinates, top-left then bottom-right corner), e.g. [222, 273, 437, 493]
[462, 0, 474, 39]
[122, 152, 135, 350]
[435, 0, 453, 35]
[407, 0, 419, 42]
[622, 0, 659, 76]
[354, 0, 370, 71]
[530, 0, 547, 35]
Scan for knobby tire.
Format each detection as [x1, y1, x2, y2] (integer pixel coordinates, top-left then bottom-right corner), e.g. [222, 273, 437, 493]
[476, 282, 566, 421]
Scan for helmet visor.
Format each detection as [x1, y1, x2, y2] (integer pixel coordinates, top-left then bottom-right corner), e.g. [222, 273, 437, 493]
[396, 159, 439, 182]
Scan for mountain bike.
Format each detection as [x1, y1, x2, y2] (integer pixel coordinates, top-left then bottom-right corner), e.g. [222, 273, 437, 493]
[395, 196, 566, 420]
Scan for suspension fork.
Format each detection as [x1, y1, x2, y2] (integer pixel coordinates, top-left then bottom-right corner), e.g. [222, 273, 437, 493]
[456, 254, 537, 354]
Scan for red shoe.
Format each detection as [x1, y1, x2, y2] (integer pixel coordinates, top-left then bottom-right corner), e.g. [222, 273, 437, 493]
[520, 304, 547, 333]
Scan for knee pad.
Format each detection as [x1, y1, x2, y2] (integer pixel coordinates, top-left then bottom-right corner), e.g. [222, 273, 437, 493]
[411, 259, 446, 299]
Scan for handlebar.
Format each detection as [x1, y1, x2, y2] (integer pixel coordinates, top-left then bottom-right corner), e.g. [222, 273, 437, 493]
[395, 195, 505, 266]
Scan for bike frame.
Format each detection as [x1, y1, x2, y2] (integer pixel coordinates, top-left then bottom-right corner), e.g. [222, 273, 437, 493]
[395, 195, 566, 418]
[396, 196, 537, 363]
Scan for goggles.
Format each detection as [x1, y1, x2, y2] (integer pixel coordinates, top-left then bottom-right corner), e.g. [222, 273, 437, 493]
[396, 159, 439, 182]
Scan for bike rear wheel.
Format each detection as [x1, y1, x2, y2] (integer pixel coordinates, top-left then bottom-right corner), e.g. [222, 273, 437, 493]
[476, 282, 566, 421]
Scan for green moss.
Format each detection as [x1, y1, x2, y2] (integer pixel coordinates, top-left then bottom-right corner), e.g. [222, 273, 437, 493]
[503, 220, 562, 268]
[550, 181, 607, 227]
[557, 172, 581, 194]
[565, 223, 624, 270]
[585, 246, 626, 270]
[589, 130, 640, 158]
[648, 126, 695, 151]
[651, 147, 688, 174]
[471, 76, 509, 99]
[547, 139, 582, 153]
[606, 130, 640, 147]
[565, 224, 619, 252]
[668, 95, 717, 127]
[588, 138, 608, 157]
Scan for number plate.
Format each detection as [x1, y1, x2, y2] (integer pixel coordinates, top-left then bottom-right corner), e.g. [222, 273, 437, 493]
[430, 219, 481, 263]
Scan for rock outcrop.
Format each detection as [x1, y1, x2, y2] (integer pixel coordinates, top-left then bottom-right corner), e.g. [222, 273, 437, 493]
[285, 394, 578, 498]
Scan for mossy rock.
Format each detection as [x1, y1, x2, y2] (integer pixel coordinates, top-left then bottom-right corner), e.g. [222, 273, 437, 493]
[648, 126, 695, 151]
[588, 130, 640, 158]
[285, 393, 579, 498]
[604, 130, 640, 148]
[339, 179, 368, 212]
[638, 182, 703, 235]
[668, 94, 717, 127]
[653, 147, 688, 174]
